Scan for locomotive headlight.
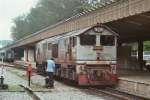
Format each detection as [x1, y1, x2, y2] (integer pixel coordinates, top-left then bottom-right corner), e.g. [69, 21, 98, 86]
[93, 26, 104, 33]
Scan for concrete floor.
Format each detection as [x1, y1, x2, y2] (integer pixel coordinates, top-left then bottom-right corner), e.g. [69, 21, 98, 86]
[0, 68, 32, 100]
[116, 69, 150, 99]
[0, 66, 117, 100]
[117, 69, 150, 84]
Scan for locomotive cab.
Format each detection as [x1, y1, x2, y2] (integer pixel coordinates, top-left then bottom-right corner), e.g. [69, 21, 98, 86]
[75, 25, 118, 86]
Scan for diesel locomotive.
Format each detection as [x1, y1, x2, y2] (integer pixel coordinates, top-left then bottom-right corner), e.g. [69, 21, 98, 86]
[36, 24, 118, 86]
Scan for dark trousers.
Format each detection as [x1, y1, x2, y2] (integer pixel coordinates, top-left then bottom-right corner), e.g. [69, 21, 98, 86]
[47, 72, 54, 87]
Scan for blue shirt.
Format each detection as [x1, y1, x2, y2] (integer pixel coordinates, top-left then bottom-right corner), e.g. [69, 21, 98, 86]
[46, 60, 55, 72]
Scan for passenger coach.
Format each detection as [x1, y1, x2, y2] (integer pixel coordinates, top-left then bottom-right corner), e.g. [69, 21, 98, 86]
[36, 24, 118, 86]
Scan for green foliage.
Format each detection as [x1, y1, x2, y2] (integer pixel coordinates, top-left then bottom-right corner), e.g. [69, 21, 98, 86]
[0, 40, 13, 48]
[11, 0, 105, 41]
[144, 41, 150, 51]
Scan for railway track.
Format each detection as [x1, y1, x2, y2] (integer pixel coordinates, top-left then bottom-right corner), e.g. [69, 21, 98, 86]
[19, 85, 41, 100]
[3, 62, 149, 100]
[54, 79, 148, 100]
[86, 87, 148, 100]
[1, 62, 37, 72]
[87, 88, 129, 100]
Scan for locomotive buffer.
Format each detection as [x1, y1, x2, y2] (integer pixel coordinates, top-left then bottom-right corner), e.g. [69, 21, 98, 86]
[0, 57, 8, 89]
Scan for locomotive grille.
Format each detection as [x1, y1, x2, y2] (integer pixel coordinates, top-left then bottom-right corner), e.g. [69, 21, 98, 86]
[86, 65, 111, 81]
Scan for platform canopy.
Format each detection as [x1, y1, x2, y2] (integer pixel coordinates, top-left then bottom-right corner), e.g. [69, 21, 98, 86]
[1, 0, 150, 49]
[107, 11, 150, 43]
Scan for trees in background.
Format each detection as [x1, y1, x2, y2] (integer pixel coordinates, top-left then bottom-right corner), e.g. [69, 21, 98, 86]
[0, 40, 13, 48]
[11, 0, 112, 40]
[11, 0, 150, 50]
[144, 41, 150, 51]
[11, 0, 88, 40]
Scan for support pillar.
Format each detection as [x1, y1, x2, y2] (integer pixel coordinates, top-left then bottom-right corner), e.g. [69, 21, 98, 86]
[138, 40, 143, 71]
[33, 47, 36, 62]
[25, 48, 29, 62]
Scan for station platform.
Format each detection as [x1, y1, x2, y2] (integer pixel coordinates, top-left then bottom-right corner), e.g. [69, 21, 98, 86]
[116, 69, 150, 99]
[2, 60, 150, 99]
[14, 60, 36, 68]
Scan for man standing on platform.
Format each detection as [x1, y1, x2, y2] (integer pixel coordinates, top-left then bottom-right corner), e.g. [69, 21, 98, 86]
[46, 58, 55, 88]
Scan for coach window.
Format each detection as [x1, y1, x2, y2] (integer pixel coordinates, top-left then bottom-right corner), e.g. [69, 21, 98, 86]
[48, 43, 52, 50]
[52, 44, 58, 58]
[100, 35, 114, 46]
[80, 34, 96, 45]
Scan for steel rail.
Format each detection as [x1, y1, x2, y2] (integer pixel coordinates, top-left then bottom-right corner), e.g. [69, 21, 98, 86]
[20, 85, 41, 100]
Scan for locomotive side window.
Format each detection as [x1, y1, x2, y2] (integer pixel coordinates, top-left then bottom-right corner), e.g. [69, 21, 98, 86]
[100, 35, 115, 46]
[80, 35, 96, 45]
[70, 37, 76, 47]
[72, 37, 76, 47]
[52, 44, 58, 58]
[36, 48, 40, 61]
[43, 43, 47, 59]
[48, 43, 52, 50]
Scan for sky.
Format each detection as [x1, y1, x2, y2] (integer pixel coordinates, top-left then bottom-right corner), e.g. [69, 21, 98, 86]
[0, 0, 39, 40]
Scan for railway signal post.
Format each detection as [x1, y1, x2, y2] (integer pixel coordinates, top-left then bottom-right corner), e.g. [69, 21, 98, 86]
[0, 57, 8, 89]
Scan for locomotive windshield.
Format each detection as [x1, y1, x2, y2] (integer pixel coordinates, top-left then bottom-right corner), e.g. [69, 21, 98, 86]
[80, 35, 96, 45]
[100, 35, 115, 46]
